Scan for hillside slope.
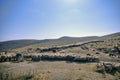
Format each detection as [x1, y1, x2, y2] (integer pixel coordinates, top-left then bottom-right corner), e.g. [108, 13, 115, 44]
[0, 36, 99, 51]
[0, 32, 120, 51]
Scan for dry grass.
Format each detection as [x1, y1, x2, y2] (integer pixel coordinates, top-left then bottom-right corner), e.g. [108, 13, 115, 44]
[0, 34, 120, 80]
[0, 61, 119, 80]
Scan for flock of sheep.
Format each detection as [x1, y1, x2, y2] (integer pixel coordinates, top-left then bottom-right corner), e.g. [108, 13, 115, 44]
[30, 53, 99, 62]
[0, 40, 119, 64]
[0, 40, 103, 63]
[0, 52, 99, 63]
[0, 40, 120, 74]
[96, 62, 120, 73]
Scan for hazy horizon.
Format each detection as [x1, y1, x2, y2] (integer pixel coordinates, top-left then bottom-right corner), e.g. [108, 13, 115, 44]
[0, 31, 120, 42]
[0, 0, 120, 41]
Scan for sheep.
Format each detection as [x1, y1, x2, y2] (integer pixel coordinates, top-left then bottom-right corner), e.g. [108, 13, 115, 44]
[113, 63, 120, 72]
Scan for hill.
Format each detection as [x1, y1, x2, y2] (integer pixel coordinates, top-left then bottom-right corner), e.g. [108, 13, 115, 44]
[100, 32, 120, 40]
[0, 36, 99, 51]
[0, 32, 120, 51]
[0, 32, 120, 80]
[59, 36, 98, 40]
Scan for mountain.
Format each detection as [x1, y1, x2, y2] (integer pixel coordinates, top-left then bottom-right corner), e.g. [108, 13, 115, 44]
[59, 36, 98, 40]
[0, 32, 120, 51]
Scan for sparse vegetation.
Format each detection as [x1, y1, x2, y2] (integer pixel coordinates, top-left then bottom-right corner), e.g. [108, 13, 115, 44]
[0, 32, 120, 80]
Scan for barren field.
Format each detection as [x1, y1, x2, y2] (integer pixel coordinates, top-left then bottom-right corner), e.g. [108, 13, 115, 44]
[0, 32, 120, 80]
[0, 61, 119, 80]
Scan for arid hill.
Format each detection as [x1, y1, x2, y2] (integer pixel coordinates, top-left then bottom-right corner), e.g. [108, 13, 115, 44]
[0, 32, 120, 52]
[0, 32, 120, 80]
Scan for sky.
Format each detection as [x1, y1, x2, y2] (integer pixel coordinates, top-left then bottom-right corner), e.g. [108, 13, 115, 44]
[0, 0, 120, 41]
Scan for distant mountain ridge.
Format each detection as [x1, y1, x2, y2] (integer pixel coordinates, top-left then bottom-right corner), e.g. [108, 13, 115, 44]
[0, 32, 120, 51]
[59, 36, 98, 40]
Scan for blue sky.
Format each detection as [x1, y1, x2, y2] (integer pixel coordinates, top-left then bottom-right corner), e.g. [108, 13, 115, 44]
[0, 0, 120, 41]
